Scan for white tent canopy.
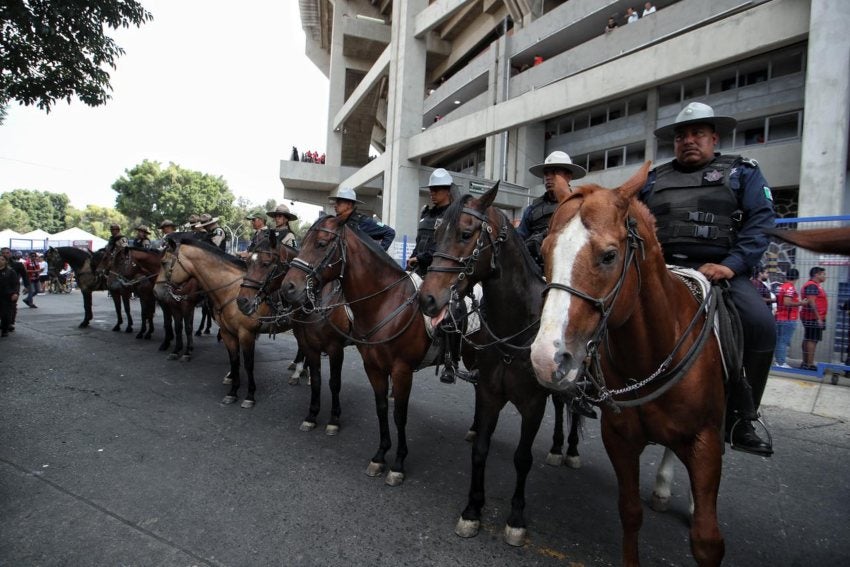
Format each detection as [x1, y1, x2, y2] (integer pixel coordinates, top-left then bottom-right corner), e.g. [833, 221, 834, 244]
[49, 227, 108, 251]
[0, 228, 24, 248]
[0, 227, 107, 251]
[21, 229, 52, 240]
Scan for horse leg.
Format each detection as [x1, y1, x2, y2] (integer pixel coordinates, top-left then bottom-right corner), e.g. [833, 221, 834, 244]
[456, 385, 505, 539]
[386, 369, 412, 486]
[300, 349, 322, 431]
[159, 303, 173, 352]
[602, 425, 645, 567]
[123, 292, 133, 333]
[677, 432, 725, 566]
[80, 290, 93, 328]
[111, 293, 122, 332]
[503, 392, 548, 546]
[364, 361, 392, 479]
[220, 332, 240, 403]
[465, 384, 480, 442]
[564, 412, 582, 469]
[326, 345, 344, 436]
[143, 295, 155, 339]
[651, 447, 679, 512]
[239, 336, 257, 408]
[181, 306, 194, 361]
[204, 301, 213, 334]
[546, 394, 566, 466]
[135, 292, 146, 339]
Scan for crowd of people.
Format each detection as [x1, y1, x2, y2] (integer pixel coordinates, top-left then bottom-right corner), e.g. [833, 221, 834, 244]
[290, 146, 325, 164]
[606, 2, 657, 33]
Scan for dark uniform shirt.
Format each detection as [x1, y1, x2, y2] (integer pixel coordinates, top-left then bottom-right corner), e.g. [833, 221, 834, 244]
[351, 212, 395, 251]
[134, 237, 151, 249]
[516, 191, 559, 266]
[410, 204, 449, 277]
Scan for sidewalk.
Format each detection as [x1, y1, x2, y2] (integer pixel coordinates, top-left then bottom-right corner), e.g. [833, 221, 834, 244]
[764, 364, 850, 421]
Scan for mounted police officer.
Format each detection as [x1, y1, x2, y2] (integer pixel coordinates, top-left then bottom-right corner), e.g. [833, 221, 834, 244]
[266, 204, 299, 248]
[518, 151, 587, 270]
[240, 212, 268, 258]
[640, 101, 776, 456]
[328, 188, 396, 251]
[197, 214, 226, 251]
[157, 220, 177, 251]
[133, 225, 152, 249]
[404, 169, 475, 385]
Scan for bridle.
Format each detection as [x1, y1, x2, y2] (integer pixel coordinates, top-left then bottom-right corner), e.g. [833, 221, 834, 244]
[542, 216, 716, 411]
[239, 248, 292, 315]
[287, 224, 347, 311]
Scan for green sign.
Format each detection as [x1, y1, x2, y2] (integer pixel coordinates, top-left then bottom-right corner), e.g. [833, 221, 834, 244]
[469, 181, 490, 194]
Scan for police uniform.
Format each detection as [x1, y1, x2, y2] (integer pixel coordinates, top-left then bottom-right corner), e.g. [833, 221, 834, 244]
[516, 192, 558, 266]
[350, 212, 395, 251]
[134, 237, 152, 249]
[409, 204, 449, 277]
[207, 226, 226, 251]
[639, 153, 777, 355]
[247, 228, 269, 252]
[270, 227, 297, 249]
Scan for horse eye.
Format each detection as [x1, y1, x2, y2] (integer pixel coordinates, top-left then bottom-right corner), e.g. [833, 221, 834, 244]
[461, 230, 473, 240]
[601, 250, 618, 265]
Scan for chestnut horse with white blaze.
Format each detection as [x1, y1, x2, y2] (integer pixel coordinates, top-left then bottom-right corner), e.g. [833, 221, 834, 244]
[530, 162, 726, 566]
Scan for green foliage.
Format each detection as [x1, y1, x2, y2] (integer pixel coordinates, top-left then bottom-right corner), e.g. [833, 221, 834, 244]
[0, 0, 153, 111]
[112, 160, 236, 229]
[65, 204, 129, 239]
[0, 189, 68, 232]
[0, 199, 31, 231]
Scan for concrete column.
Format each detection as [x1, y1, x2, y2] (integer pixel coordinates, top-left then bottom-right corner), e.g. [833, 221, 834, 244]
[513, 122, 546, 192]
[324, 4, 347, 168]
[383, 0, 428, 243]
[644, 88, 659, 165]
[798, 0, 850, 216]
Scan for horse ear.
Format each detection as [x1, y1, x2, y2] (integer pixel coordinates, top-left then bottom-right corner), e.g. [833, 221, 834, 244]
[618, 161, 652, 203]
[269, 229, 278, 250]
[478, 180, 499, 210]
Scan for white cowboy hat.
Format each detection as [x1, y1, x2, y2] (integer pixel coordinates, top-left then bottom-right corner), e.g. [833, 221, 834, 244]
[528, 151, 587, 179]
[329, 187, 364, 204]
[653, 102, 737, 139]
[421, 168, 453, 188]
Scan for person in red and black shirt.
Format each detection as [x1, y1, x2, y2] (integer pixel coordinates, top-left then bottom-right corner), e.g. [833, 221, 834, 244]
[23, 252, 40, 307]
[774, 268, 802, 368]
[800, 266, 828, 370]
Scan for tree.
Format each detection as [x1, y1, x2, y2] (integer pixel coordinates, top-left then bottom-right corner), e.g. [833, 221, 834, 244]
[65, 204, 128, 239]
[0, 0, 153, 112]
[112, 160, 235, 229]
[0, 199, 31, 231]
[0, 188, 68, 232]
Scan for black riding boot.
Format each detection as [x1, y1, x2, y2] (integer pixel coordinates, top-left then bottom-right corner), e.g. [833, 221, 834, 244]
[439, 330, 478, 385]
[726, 350, 774, 456]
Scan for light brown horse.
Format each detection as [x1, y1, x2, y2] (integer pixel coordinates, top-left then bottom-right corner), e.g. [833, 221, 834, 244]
[530, 163, 726, 566]
[766, 226, 850, 255]
[157, 237, 278, 408]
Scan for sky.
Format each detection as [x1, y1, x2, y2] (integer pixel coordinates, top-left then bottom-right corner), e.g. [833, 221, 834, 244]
[0, 0, 329, 220]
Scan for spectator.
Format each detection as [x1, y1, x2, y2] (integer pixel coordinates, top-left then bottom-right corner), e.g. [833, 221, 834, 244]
[750, 264, 774, 310]
[774, 268, 802, 368]
[38, 253, 49, 293]
[626, 7, 640, 24]
[23, 252, 40, 307]
[533, 55, 544, 66]
[605, 16, 618, 34]
[1, 248, 28, 328]
[800, 266, 828, 371]
[290, 146, 299, 161]
[642, 2, 657, 17]
[640, 101, 776, 456]
[0, 254, 20, 337]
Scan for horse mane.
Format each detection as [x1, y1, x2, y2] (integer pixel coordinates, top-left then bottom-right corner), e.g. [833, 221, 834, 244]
[127, 246, 161, 256]
[52, 246, 92, 270]
[179, 238, 247, 269]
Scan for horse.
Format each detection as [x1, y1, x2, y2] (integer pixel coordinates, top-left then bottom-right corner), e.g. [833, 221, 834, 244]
[529, 162, 726, 566]
[418, 183, 589, 545]
[45, 246, 133, 331]
[237, 236, 351, 434]
[766, 226, 850, 255]
[108, 247, 160, 340]
[157, 237, 275, 408]
[281, 213, 442, 486]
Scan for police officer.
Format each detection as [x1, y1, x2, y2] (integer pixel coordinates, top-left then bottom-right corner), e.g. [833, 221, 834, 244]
[328, 188, 396, 251]
[518, 151, 587, 269]
[198, 214, 226, 250]
[134, 225, 152, 249]
[406, 168, 454, 277]
[240, 212, 268, 257]
[157, 220, 177, 250]
[266, 205, 299, 248]
[640, 101, 775, 456]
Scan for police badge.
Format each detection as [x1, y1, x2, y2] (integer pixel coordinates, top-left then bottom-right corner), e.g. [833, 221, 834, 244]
[703, 169, 723, 183]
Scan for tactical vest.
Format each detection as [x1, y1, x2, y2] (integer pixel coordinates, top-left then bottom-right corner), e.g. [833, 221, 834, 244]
[645, 155, 743, 264]
[526, 194, 559, 239]
[415, 205, 448, 254]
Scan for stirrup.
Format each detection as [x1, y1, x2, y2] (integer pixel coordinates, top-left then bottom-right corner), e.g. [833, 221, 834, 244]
[569, 397, 598, 420]
[727, 416, 773, 457]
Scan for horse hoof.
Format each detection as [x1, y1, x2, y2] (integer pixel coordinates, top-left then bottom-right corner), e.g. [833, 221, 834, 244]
[300, 421, 316, 432]
[545, 452, 564, 467]
[564, 455, 582, 470]
[79, 321, 89, 328]
[287, 361, 296, 371]
[240, 399, 255, 409]
[221, 396, 237, 405]
[366, 461, 385, 477]
[167, 353, 179, 361]
[455, 518, 480, 538]
[651, 491, 670, 513]
[125, 327, 133, 334]
[464, 430, 477, 443]
[385, 471, 404, 486]
[194, 331, 202, 337]
[222, 377, 233, 385]
[288, 375, 300, 386]
[145, 335, 152, 340]
[179, 355, 191, 362]
[112, 326, 121, 332]
[503, 525, 526, 547]
[325, 424, 339, 436]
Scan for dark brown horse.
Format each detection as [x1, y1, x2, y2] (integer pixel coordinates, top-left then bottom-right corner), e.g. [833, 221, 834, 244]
[237, 236, 351, 434]
[281, 214, 437, 486]
[530, 163, 726, 566]
[766, 226, 850, 255]
[45, 246, 133, 331]
[108, 247, 159, 339]
[157, 238, 276, 407]
[418, 183, 586, 545]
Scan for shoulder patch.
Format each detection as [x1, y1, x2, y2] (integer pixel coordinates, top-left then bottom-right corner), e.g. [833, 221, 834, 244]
[741, 157, 759, 167]
[763, 186, 773, 201]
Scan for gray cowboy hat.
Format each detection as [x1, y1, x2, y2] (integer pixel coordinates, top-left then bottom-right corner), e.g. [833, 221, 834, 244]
[328, 187, 364, 204]
[265, 204, 298, 221]
[245, 211, 266, 221]
[529, 151, 587, 179]
[654, 102, 737, 139]
[135, 225, 151, 235]
[158, 219, 177, 229]
[198, 214, 219, 228]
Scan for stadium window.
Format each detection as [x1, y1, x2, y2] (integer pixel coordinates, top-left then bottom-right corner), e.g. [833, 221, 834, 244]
[767, 112, 801, 142]
[626, 94, 647, 115]
[590, 106, 607, 127]
[770, 49, 803, 79]
[588, 150, 606, 172]
[682, 77, 707, 101]
[625, 143, 645, 165]
[605, 147, 625, 169]
[735, 117, 766, 147]
[659, 84, 681, 106]
[608, 101, 625, 121]
[573, 112, 590, 131]
[709, 68, 738, 94]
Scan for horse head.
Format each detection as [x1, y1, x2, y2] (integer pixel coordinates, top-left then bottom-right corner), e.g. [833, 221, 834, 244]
[237, 235, 298, 315]
[419, 182, 502, 320]
[282, 215, 345, 307]
[45, 247, 63, 277]
[530, 162, 652, 393]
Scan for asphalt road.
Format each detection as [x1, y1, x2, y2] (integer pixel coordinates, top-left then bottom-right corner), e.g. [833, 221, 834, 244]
[1, 291, 849, 566]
